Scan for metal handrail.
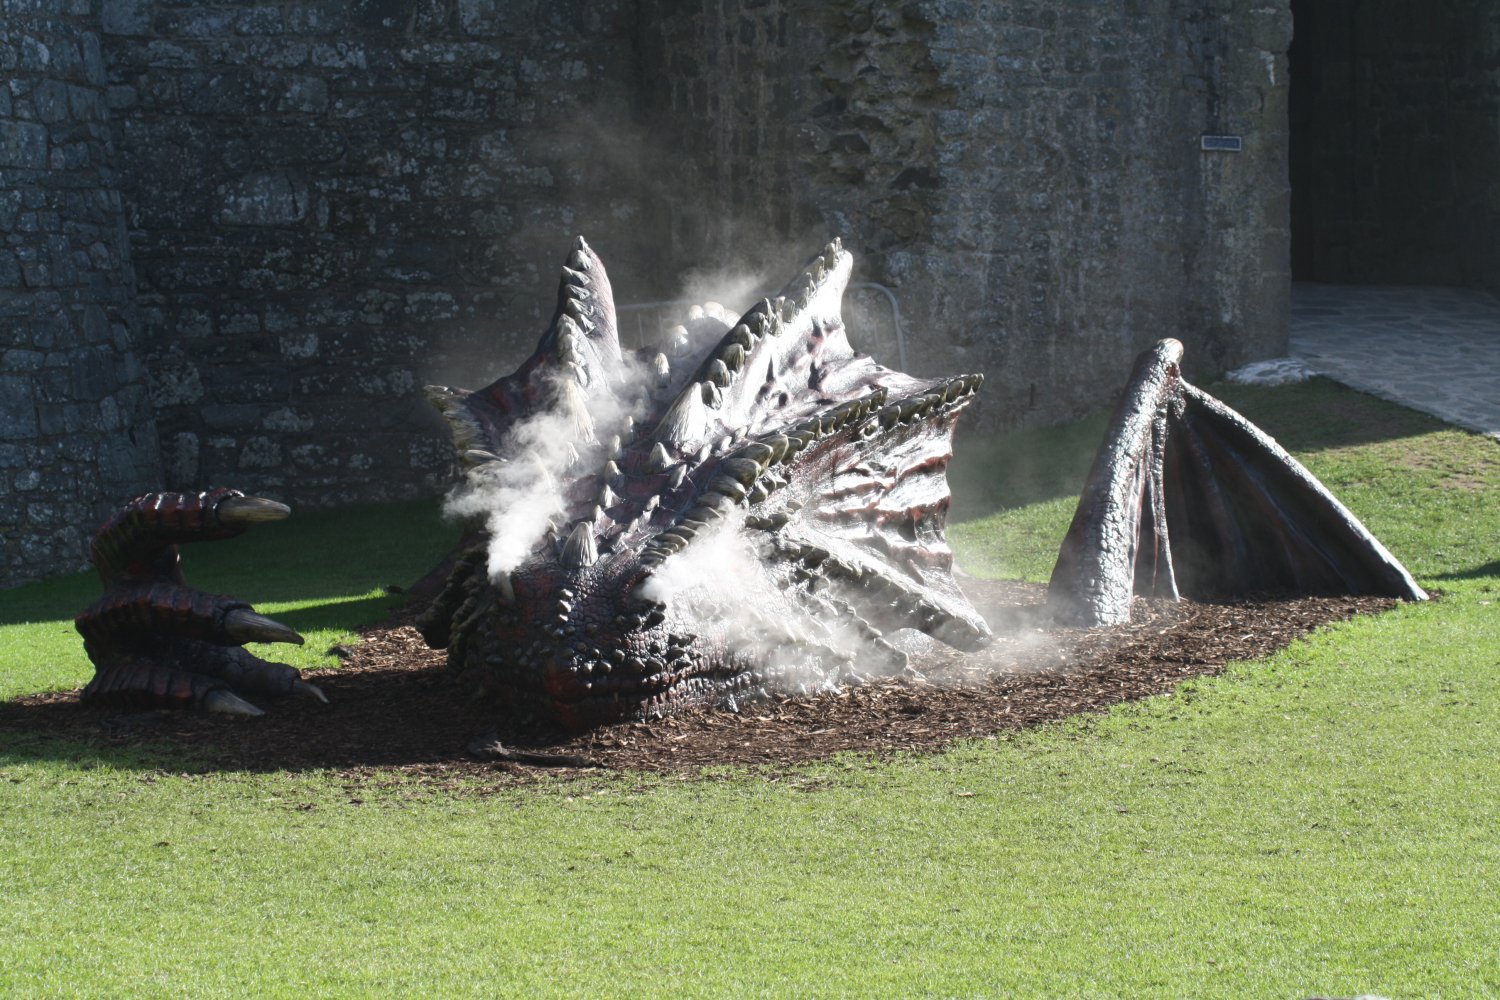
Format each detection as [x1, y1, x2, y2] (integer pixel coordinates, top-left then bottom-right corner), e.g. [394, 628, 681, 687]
[849, 281, 907, 371]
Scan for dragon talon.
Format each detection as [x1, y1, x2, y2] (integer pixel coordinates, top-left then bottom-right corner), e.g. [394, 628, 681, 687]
[223, 609, 304, 646]
[215, 496, 292, 526]
[203, 689, 265, 717]
[292, 680, 329, 704]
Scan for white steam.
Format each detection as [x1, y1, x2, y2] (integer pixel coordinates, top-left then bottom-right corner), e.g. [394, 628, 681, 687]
[639, 510, 887, 692]
[443, 369, 643, 581]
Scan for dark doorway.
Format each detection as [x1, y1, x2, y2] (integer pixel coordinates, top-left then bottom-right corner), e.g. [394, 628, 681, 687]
[1287, 0, 1500, 290]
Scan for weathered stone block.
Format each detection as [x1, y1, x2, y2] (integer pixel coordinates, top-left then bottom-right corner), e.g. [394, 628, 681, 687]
[101, 0, 152, 36]
[0, 121, 48, 169]
[0, 376, 39, 438]
[238, 436, 283, 470]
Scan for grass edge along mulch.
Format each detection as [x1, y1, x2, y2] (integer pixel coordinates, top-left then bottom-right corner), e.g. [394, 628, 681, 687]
[2, 579, 1402, 786]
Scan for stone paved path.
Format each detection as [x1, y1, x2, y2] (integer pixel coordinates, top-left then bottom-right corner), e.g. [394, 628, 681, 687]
[1289, 283, 1500, 440]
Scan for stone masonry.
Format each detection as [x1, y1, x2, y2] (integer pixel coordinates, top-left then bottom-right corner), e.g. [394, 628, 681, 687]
[4, 0, 1302, 586]
[640, 0, 1293, 428]
[1, 1, 161, 585]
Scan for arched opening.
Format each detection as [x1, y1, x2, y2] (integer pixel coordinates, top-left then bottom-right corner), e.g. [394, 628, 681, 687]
[1288, 0, 1500, 291]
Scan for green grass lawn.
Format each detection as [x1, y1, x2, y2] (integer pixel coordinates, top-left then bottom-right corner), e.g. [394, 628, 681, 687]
[1, 379, 1496, 998]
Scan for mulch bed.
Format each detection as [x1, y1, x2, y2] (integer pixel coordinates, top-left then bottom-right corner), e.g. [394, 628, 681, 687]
[1, 579, 1396, 784]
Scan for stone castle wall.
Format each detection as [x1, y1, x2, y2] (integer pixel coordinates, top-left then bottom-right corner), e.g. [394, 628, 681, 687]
[3, 0, 1297, 586]
[1, 1, 161, 585]
[101, 0, 650, 513]
[640, 0, 1293, 428]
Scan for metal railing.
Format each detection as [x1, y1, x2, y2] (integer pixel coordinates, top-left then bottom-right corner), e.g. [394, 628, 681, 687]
[616, 282, 907, 371]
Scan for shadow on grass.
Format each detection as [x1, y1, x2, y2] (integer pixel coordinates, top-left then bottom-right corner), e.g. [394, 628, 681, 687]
[0, 654, 485, 776]
[949, 377, 1454, 523]
[1432, 560, 1500, 582]
[268, 594, 408, 638]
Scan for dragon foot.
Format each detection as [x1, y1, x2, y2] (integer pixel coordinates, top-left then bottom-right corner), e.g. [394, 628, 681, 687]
[75, 489, 323, 715]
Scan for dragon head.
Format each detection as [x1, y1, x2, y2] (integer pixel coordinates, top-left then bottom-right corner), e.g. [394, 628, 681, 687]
[420, 238, 991, 729]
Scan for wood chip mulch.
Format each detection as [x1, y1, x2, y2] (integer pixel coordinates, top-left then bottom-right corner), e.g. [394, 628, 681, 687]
[0, 579, 1397, 786]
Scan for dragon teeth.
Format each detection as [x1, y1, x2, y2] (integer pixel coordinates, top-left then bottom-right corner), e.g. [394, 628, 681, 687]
[706, 476, 747, 502]
[735, 441, 774, 465]
[761, 434, 790, 462]
[719, 457, 761, 486]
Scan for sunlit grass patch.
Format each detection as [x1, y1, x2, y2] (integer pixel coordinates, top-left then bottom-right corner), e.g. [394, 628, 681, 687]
[0, 381, 1496, 998]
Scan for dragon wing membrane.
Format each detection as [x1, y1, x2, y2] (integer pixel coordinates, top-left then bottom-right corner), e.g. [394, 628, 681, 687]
[1047, 338, 1427, 627]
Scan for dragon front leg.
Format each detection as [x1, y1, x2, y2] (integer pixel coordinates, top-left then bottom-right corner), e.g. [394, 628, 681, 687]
[75, 488, 326, 716]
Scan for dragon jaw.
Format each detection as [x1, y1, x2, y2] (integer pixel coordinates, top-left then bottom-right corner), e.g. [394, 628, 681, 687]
[419, 237, 991, 729]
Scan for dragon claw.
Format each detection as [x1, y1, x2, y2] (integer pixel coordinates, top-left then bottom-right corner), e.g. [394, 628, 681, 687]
[203, 689, 266, 717]
[292, 680, 329, 704]
[77, 490, 325, 717]
[223, 609, 304, 646]
[214, 495, 292, 526]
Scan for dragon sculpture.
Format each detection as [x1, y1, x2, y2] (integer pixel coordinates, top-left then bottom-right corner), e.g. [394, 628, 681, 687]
[74, 239, 1425, 730]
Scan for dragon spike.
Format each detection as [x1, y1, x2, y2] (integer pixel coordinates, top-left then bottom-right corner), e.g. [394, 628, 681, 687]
[561, 522, 598, 568]
[568, 235, 592, 271]
[551, 236, 620, 365]
[648, 442, 672, 472]
[554, 377, 596, 443]
[527, 450, 555, 490]
[653, 378, 713, 450]
[725, 325, 754, 350]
